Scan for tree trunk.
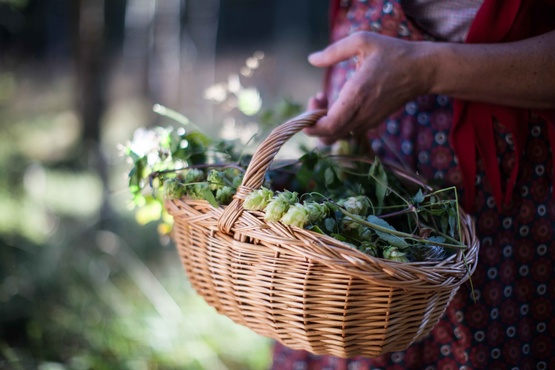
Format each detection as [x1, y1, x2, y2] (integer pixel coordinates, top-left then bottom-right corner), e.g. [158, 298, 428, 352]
[70, 0, 113, 225]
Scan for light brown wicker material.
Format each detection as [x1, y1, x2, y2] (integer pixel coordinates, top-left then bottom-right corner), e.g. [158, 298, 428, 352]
[166, 110, 479, 358]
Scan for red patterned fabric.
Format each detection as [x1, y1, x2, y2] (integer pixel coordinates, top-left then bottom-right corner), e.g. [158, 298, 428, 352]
[270, 1, 555, 369]
[452, 0, 555, 211]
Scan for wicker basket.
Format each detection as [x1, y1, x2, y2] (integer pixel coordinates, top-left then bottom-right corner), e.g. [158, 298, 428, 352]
[166, 110, 479, 358]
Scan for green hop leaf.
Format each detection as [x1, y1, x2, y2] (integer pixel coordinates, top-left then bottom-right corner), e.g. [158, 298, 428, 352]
[369, 158, 388, 211]
[324, 217, 336, 232]
[201, 187, 219, 208]
[413, 189, 425, 205]
[324, 167, 336, 187]
[307, 225, 325, 234]
[366, 215, 408, 249]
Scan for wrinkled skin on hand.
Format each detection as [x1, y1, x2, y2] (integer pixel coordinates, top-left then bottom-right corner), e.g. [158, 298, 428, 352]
[304, 31, 434, 145]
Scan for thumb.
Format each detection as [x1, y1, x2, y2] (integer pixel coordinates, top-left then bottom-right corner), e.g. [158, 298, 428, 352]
[308, 32, 367, 67]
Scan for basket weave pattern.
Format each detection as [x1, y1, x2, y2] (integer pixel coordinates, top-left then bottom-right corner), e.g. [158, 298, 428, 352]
[166, 111, 479, 358]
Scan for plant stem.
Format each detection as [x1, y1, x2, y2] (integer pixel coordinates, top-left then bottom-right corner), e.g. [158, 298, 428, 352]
[150, 163, 245, 179]
[338, 208, 467, 250]
[378, 205, 416, 219]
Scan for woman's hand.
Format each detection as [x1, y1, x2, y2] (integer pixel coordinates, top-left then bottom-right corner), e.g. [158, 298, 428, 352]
[305, 30, 555, 145]
[304, 31, 435, 144]
[307, 91, 328, 111]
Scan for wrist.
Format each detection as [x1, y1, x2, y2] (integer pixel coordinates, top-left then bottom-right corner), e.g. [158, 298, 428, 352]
[411, 41, 443, 97]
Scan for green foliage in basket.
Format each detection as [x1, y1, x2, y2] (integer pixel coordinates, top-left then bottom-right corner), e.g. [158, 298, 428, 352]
[121, 105, 247, 232]
[122, 106, 466, 262]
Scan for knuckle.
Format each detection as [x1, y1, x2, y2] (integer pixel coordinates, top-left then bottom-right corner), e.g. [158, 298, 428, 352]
[352, 31, 371, 48]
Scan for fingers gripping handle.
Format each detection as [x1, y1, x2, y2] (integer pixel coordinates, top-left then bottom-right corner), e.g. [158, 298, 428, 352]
[217, 110, 327, 234]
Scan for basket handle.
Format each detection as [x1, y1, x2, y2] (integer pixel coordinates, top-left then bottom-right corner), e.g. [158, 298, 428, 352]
[218, 109, 327, 233]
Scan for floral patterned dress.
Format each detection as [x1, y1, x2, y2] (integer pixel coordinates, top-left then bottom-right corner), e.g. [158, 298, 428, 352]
[271, 1, 555, 369]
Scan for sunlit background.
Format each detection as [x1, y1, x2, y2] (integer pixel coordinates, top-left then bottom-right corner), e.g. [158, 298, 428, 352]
[0, 1, 328, 369]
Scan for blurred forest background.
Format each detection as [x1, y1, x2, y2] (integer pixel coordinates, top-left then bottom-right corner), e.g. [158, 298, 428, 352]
[0, 0, 329, 369]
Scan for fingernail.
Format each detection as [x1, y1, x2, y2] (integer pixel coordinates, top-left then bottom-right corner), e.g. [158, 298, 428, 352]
[308, 51, 322, 62]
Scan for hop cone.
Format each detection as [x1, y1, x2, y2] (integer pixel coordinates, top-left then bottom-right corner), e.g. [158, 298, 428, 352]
[216, 186, 235, 205]
[275, 190, 298, 204]
[264, 199, 290, 222]
[244, 187, 274, 211]
[183, 168, 205, 183]
[280, 203, 309, 228]
[164, 178, 185, 198]
[383, 246, 409, 262]
[339, 196, 370, 215]
[304, 202, 329, 223]
[264, 190, 298, 222]
[359, 241, 378, 257]
[207, 169, 225, 191]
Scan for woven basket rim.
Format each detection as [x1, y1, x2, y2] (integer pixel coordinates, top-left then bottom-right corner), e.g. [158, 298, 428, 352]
[166, 109, 479, 292]
[167, 196, 479, 292]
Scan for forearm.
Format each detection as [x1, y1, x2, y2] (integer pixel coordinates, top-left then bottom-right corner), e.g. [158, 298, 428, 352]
[424, 30, 555, 109]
